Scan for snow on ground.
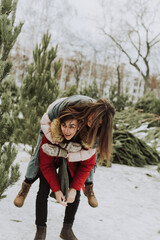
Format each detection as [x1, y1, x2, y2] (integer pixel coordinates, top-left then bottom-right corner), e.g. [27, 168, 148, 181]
[0, 150, 160, 240]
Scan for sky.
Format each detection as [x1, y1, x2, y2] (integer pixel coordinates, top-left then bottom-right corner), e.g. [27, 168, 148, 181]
[13, 0, 160, 77]
[15, 0, 128, 52]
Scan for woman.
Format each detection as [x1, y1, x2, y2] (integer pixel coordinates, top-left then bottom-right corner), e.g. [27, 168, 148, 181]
[34, 114, 96, 240]
[14, 95, 115, 208]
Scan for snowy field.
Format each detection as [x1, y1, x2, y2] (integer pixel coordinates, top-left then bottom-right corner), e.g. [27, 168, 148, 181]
[0, 149, 160, 240]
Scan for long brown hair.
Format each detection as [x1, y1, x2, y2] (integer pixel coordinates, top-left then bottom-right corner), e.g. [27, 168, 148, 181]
[59, 99, 115, 165]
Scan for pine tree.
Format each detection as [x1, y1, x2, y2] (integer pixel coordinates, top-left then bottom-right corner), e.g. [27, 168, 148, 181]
[16, 31, 60, 153]
[80, 79, 100, 99]
[0, 0, 23, 198]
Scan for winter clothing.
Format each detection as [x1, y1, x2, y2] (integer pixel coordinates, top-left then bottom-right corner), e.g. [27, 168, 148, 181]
[39, 134, 96, 193]
[41, 118, 96, 199]
[84, 183, 98, 208]
[43, 108, 96, 162]
[35, 127, 95, 230]
[13, 181, 31, 207]
[34, 225, 46, 240]
[59, 142, 82, 152]
[60, 223, 78, 240]
[42, 141, 82, 158]
[42, 143, 68, 158]
[25, 95, 96, 180]
[35, 172, 80, 227]
[57, 158, 69, 199]
[49, 157, 69, 199]
[25, 130, 44, 180]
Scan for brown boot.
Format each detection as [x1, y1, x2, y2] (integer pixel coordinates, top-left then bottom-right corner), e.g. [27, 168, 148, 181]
[34, 226, 46, 240]
[14, 181, 31, 207]
[84, 183, 98, 208]
[60, 223, 78, 240]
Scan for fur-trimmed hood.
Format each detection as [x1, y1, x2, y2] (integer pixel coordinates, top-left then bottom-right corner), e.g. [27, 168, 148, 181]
[50, 118, 90, 149]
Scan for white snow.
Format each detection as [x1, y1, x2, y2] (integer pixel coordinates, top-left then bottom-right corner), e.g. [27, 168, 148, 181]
[0, 148, 160, 240]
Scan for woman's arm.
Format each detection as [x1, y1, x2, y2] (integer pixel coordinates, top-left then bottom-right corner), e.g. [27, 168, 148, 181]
[42, 142, 96, 162]
[69, 153, 96, 191]
[39, 136, 60, 193]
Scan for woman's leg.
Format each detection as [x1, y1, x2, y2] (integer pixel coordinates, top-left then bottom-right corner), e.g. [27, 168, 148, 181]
[25, 130, 44, 179]
[84, 163, 98, 208]
[35, 172, 50, 227]
[60, 168, 80, 240]
[64, 191, 80, 224]
[60, 191, 80, 240]
[34, 173, 50, 240]
[14, 131, 44, 208]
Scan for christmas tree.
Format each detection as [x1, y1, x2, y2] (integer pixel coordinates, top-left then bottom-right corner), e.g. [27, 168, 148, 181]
[16, 31, 60, 153]
[0, 0, 23, 198]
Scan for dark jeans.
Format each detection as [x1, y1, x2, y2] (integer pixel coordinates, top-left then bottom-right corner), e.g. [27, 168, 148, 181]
[35, 172, 80, 227]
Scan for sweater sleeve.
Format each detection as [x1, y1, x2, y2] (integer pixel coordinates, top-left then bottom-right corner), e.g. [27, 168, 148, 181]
[39, 136, 61, 192]
[69, 154, 96, 191]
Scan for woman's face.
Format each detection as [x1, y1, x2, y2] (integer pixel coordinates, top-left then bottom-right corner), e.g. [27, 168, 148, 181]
[61, 119, 79, 140]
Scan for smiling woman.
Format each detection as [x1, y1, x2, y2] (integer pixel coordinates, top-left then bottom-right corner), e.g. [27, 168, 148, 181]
[34, 113, 95, 240]
[13, 95, 115, 240]
[60, 118, 80, 141]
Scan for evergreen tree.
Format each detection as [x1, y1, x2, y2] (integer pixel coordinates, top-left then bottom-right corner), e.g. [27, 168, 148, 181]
[0, 0, 23, 198]
[59, 84, 78, 97]
[16, 31, 60, 153]
[80, 79, 100, 99]
[60, 80, 100, 99]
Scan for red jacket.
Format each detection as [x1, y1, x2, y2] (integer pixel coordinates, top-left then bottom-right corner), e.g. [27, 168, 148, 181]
[40, 135, 96, 192]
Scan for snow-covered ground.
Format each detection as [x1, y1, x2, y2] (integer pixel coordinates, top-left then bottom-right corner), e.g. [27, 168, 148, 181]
[0, 148, 160, 240]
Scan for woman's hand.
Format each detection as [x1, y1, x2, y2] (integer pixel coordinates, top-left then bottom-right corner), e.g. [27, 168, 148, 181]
[67, 188, 77, 203]
[55, 190, 67, 206]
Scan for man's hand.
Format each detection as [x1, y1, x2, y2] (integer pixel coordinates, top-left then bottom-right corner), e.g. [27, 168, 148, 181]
[59, 142, 82, 153]
[55, 190, 67, 206]
[67, 188, 77, 204]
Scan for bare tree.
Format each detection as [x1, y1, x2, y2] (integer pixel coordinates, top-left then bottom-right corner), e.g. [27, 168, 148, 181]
[101, 0, 160, 93]
[68, 51, 86, 88]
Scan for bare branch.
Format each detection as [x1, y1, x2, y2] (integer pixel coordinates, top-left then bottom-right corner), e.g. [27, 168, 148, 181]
[102, 28, 146, 80]
[128, 30, 142, 63]
[149, 32, 160, 47]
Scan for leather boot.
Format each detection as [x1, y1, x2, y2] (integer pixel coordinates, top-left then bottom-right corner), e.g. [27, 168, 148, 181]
[84, 183, 98, 208]
[60, 223, 78, 240]
[34, 226, 46, 240]
[14, 181, 31, 207]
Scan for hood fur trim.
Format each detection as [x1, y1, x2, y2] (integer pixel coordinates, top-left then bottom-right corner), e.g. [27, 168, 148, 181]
[50, 118, 89, 148]
[50, 118, 64, 143]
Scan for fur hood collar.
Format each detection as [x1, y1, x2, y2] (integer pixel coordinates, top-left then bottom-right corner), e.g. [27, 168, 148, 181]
[50, 118, 89, 148]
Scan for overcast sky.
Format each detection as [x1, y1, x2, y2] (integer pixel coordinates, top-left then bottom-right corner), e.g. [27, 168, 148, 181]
[15, 0, 160, 73]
